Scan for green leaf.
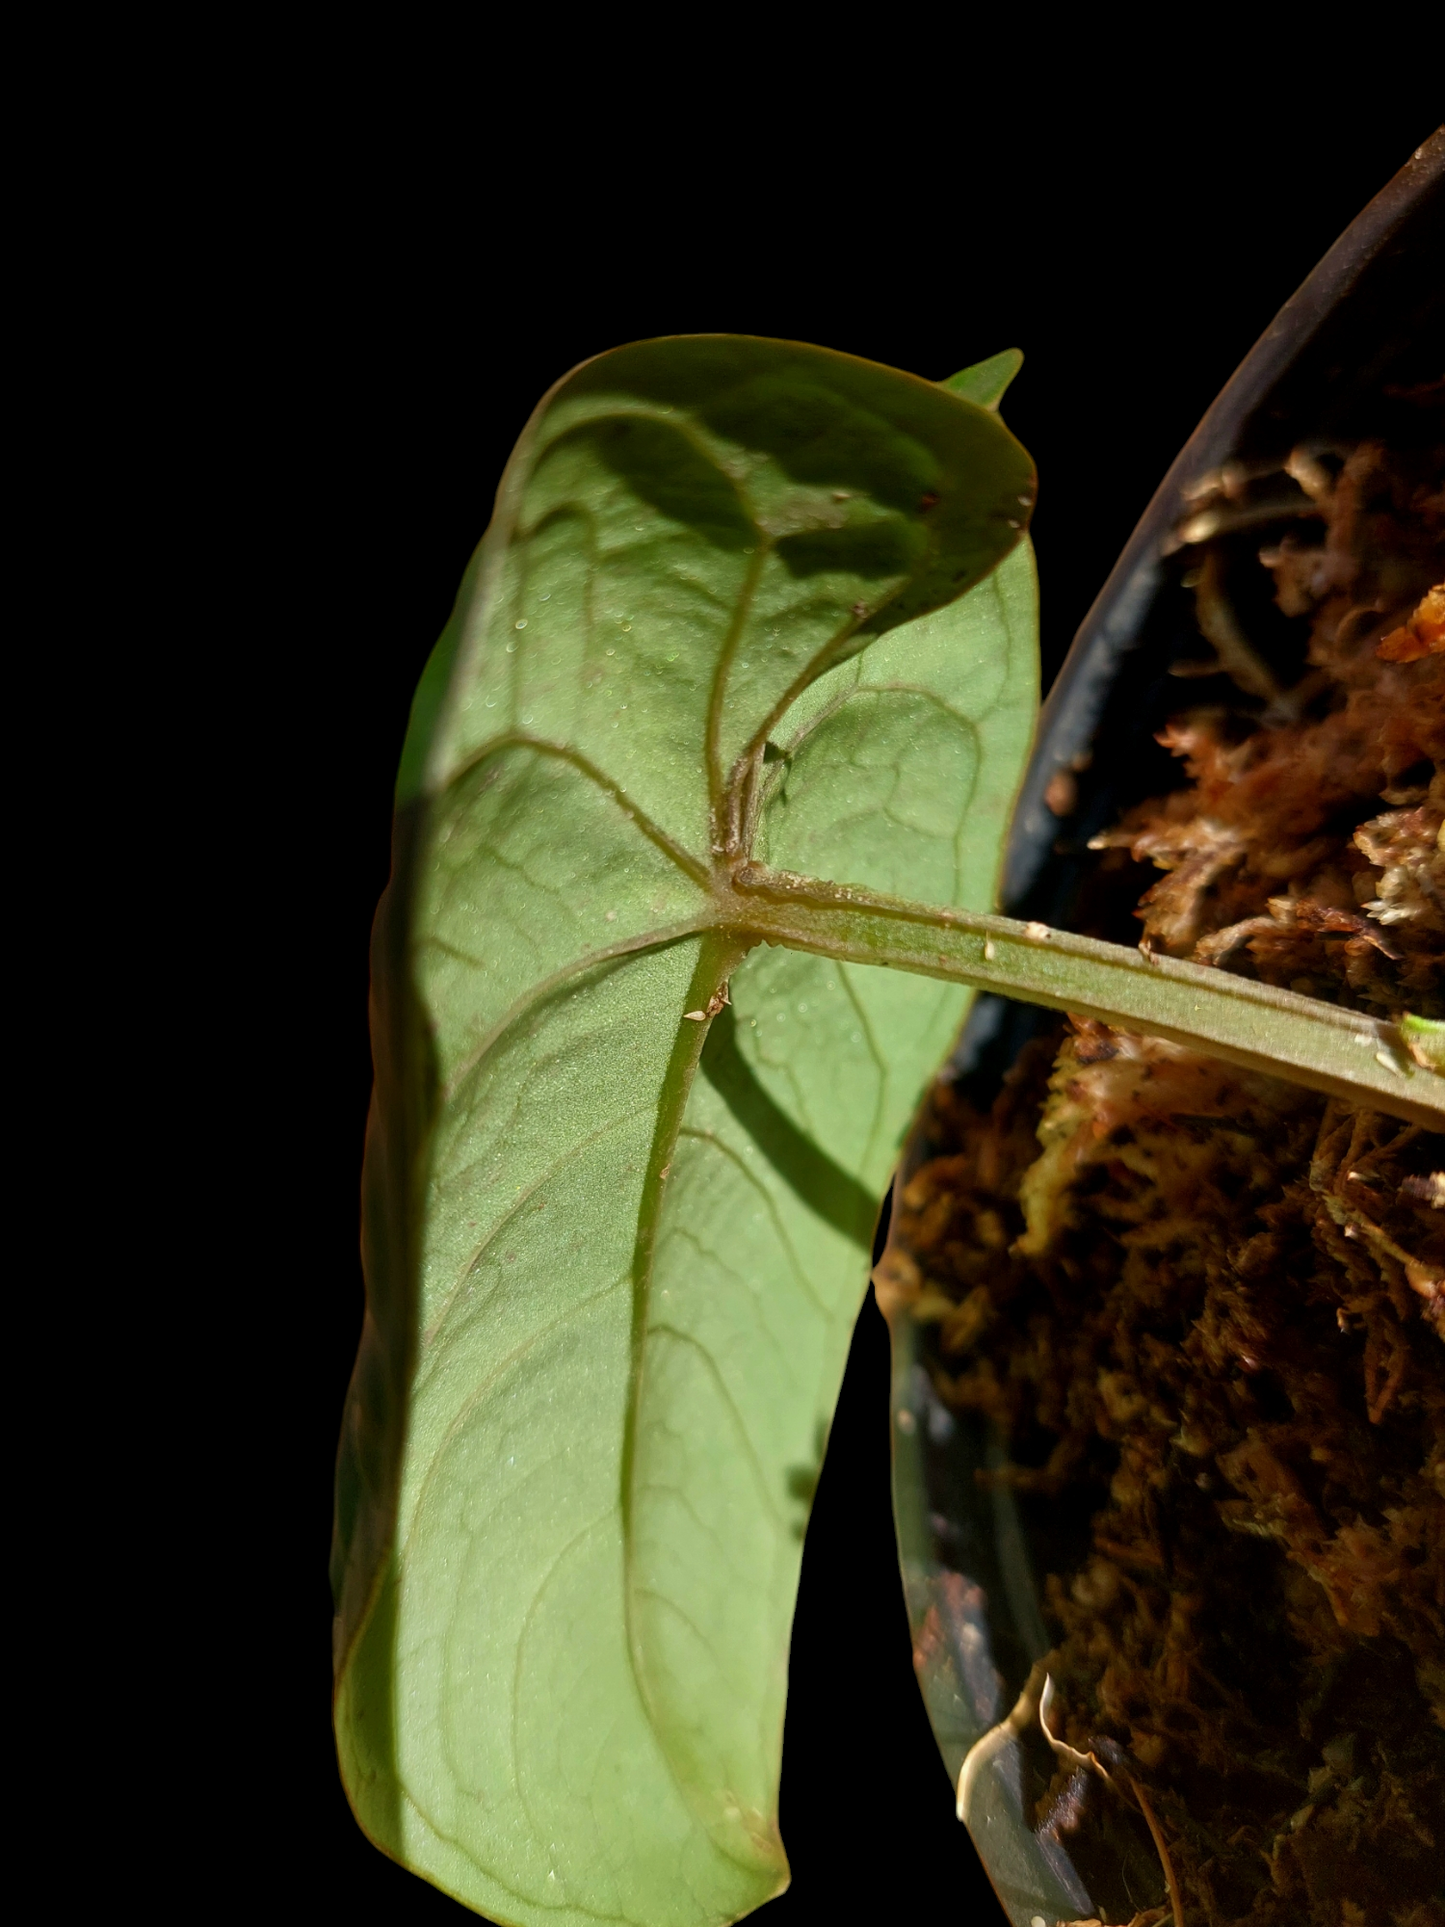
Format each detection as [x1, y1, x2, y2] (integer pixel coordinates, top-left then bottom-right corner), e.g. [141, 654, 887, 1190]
[333, 337, 1038, 1927]
[941, 346, 1023, 411]
[1402, 1013, 1445, 1073]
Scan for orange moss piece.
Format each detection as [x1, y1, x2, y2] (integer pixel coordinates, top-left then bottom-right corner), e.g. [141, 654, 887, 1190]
[1378, 583, 1445, 662]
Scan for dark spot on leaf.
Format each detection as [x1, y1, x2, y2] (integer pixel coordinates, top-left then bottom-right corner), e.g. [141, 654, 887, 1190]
[785, 1465, 818, 1506]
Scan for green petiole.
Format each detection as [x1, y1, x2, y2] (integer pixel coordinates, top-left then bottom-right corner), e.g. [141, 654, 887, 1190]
[715, 865, 1445, 1130]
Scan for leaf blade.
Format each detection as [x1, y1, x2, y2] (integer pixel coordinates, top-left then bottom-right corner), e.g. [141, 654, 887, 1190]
[333, 335, 1036, 1926]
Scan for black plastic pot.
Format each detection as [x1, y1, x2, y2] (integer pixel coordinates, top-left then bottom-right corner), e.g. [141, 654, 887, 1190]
[883, 130, 1444, 1927]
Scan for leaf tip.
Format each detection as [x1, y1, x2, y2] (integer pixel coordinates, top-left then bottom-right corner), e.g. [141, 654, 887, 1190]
[940, 346, 1025, 412]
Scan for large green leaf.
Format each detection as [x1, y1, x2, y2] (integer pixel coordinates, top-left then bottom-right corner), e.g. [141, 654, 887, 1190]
[333, 337, 1037, 1926]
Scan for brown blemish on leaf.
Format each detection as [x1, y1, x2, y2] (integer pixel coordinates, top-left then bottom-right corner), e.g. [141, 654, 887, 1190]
[682, 981, 733, 1022]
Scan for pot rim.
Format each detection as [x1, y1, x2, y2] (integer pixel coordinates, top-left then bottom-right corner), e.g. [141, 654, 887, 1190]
[1004, 126, 1445, 910]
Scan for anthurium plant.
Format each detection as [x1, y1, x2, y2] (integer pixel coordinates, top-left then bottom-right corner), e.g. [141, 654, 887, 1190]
[332, 336, 1444, 1927]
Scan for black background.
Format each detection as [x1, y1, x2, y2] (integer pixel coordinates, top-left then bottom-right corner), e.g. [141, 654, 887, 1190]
[200, 84, 1441, 1927]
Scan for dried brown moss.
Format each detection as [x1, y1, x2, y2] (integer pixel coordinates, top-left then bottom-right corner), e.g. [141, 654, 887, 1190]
[896, 448, 1445, 1926]
[1091, 446, 1444, 1018]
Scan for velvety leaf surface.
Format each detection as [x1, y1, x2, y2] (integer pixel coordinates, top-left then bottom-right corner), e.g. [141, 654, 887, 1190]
[333, 338, 1035, 1927]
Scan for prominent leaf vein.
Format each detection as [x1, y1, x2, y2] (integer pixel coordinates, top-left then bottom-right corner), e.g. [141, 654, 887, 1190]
[674, 1125, 824, 1315]
[421, 1110, 645, 1354]
[448, 733, 713, 887]
[441, 925, 714, 1104]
